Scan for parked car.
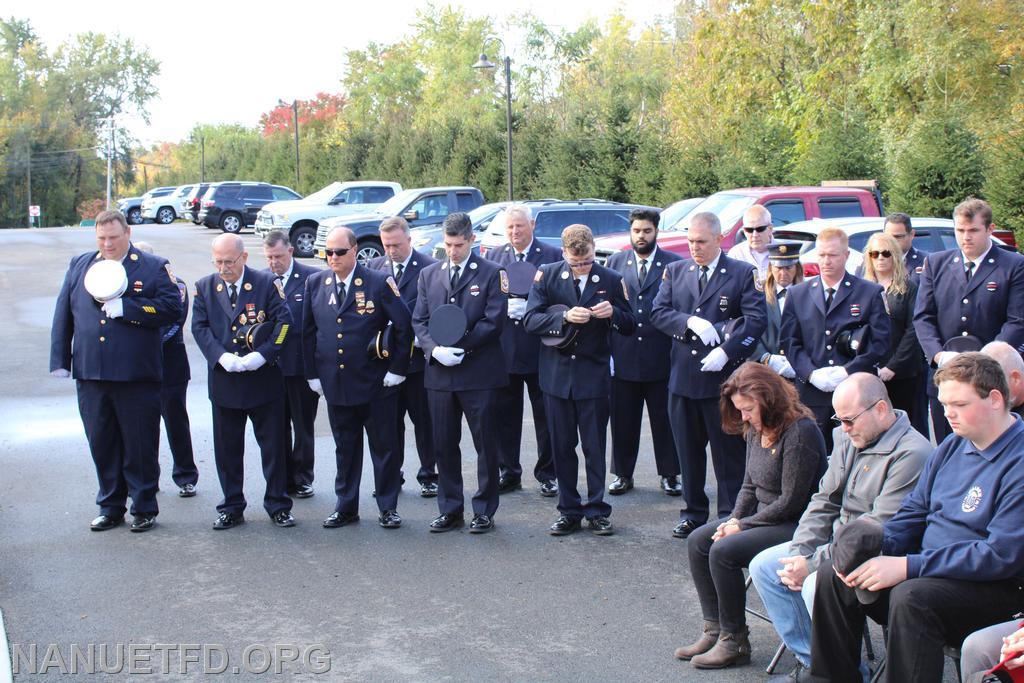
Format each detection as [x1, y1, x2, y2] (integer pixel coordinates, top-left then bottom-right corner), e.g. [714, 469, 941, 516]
[313, 186, 486, 262]
[790, 216, 1013, 276]
[198, 182, 302, 233]
[659, 196, 705, 232]
[476, 199, 663, 257]
[594, 183, 883, 263]
[142, 185, 194, 224]
[409, 201, 511, 259]
[254, 180, 402, 258]
[182, 183, 211, 223]
[117, 186, 176, 225]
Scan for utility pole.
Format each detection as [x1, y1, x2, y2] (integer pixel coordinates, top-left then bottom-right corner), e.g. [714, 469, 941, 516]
[105, 116, 114, 210]
[200, 135, 205, 182]
[26, 145, 32, 229]
[292, 100, 300, 189]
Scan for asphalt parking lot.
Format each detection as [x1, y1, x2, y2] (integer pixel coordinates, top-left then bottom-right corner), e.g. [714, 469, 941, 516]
[0, 222, 957, 681]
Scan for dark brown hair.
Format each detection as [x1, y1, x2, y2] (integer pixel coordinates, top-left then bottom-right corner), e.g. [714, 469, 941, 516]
[953, 197, 993, 226]
[934, 352, 1010, 411]
[720, 362, 814, 439]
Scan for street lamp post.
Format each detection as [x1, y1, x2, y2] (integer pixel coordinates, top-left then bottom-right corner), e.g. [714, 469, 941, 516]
[473, 42, 514, 202]
[278, 99, 300, 189]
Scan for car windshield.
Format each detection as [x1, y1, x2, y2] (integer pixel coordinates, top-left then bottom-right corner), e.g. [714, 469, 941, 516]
[661, 198, 703, 231]
[375, 189, 425, 216]
[470, 204, 507, 230]
[684, 193, 757, 234]
[303, 182, 345, 204]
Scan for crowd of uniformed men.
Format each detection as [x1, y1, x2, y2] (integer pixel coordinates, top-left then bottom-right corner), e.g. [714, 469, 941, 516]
[48, 196, 1024, 677]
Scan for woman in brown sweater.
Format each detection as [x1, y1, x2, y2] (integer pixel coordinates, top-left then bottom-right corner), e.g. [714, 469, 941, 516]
[675, 362, 827, 670]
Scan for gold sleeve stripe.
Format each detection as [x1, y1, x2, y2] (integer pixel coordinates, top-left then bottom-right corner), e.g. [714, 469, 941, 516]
[143, 305, 156, 314]
[275, 324, 290, 345]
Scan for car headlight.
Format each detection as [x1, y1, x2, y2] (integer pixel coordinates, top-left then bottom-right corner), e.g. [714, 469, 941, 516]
[274, 214, 288, 224]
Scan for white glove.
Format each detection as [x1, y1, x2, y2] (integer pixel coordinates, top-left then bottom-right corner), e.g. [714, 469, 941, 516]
[936, 351, 958, 367]
[687, 316, 720, 346]
[307, 379, 324, 395]
[779, 358, 796, 379]
[102, 297, 124, 319]
[507, 298, 528, 320]
[609, 356, 615, 377]
[809, 367, 835, 392]
[431, 346, 465, 367]
[50, 368, 71, 378]
[218, 353, 242, 372]
[828, 366, 849, 386]
[413, 336, 422, 348]
[383, 372, 406, 387]
[240, 352, 266, 371]
[700, 346, 729, 373]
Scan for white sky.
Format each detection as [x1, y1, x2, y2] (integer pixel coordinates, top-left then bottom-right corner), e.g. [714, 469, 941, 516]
[19, 0, 676, 146]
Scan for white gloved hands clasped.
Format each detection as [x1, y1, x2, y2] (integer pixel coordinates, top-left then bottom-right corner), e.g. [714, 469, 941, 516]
[102, 297, 124, 319]
[767, 354, 796, 379]
[307, 379, 324, 396]
[218, 353, 244, 372]
[700, 347, 729, 373]
[431, 346, 465, 367]
[383, 372, 406, 387]
[507, 298, 528, 320]
[240, 352, 266, 371]
[809, 366, 848, 392]
[686, 316, 720, 346]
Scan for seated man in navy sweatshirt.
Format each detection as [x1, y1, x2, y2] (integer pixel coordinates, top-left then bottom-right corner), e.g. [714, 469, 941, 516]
[806, 352, 1024, 683]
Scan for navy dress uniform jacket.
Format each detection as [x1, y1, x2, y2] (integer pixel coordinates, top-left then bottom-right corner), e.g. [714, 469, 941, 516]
[302, 264, 412, 406]
[271, 260, 321, 377]
[522, 261, 636, 400]
[412, 253, 509, 392]
[753, 293, 784, 361]
[606, 248, 683, 382]
[650, 254, 767, 400]
[913, 247, 1024, 364]
[486, 239, 563, 375]
[50, 245, 183, 380]
[191, 267, 292, 409]
[161, 276, 191, 383]
[780, 274, 891, 407]
[368, 249, 436, 374]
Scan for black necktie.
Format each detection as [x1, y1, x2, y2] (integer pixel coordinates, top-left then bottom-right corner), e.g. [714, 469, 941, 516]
[825, 287, 835, 310]
[966, 261, 975, 282]
[228, 283, 237, 306]
[337, 282, 346, 308]
[450, 265, 461, 287]
[517, 253, 525, 263]
[698, 266, 708, 294]
[778, 287, 787, 299]
[395, 263, 404, 283]
[573, 277, 582, 301]
[639, 259, 648, 283]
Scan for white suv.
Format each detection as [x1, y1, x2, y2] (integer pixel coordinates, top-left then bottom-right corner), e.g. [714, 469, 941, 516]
[255, 180, 401, 258]
[141, 185, 194, 224]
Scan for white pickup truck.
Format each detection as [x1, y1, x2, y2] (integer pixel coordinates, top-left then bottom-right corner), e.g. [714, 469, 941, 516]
[254, 180, 402, 258]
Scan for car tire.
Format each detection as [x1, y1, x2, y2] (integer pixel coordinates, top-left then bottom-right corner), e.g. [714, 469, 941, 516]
[156, 207, 175, 224]
[291, 226, 316, 258]
[356, 238, 384, 263]
[220, 212, 243, 234]
[126, 208, 142, 225]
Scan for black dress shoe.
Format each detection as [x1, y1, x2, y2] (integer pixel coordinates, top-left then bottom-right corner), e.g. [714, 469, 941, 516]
[429, 512, 464, 533]
[660, 476, 683, 496]
[178, 483, 197, 498]
[378, 510, 402, 529]
[213, 512, 243, 530]
[323, 511, 359, 528]
[608, 476, 633, 495]
[469, 514, 494, 534]
[673, 519, 699, 539]
[539, 479, 558, 497]
[130, 515, 156, 533]
[587, 516, 614, 536]
[549, 515, 582, 536]
[420, 482, 438, 498]
[272, 511, 295, 528]
[497, 476, 522, 494]
[291, 484, 314, 499]
[90, 514, 124, 531]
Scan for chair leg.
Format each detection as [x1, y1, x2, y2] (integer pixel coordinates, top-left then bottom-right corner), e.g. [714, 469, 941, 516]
[766, 642, 787, 675]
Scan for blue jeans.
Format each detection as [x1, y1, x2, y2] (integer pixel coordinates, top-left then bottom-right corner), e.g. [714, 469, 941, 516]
[749, 541, 817, 668]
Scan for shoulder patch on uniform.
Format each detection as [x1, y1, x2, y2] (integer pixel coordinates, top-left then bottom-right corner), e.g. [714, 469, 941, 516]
[534, 269, 544, 283]
[274, 278, 286, 299]
[753, 269, 764, 292]
[621, 278, 629, 301]
[386, 276, 401, 297]
[499, 269, 509, 294]
[165, 264, 177, 284]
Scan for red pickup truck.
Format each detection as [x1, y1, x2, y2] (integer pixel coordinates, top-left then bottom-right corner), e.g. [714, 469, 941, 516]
[594, 184, 885, 263]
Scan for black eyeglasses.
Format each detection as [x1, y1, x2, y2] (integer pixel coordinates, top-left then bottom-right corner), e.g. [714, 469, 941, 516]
[743, 224, 770, 234]
[868, 250, 893, 259]
[831, 399, 882, 427]
[324, 248, 351, 257]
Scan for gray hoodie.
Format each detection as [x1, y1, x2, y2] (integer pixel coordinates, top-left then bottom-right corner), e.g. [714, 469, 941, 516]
[789, 410, 932, 572]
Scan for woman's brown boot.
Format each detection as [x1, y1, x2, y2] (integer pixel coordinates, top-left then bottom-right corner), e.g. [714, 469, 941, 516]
[673, 620, 720, 660]
[690, 626, 751, 669]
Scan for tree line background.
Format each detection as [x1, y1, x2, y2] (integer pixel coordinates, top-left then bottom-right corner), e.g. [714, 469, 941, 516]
[2, 1, 1023, 237]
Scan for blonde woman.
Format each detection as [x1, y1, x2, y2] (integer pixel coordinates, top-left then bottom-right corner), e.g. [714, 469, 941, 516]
[861, 232, 927, 433]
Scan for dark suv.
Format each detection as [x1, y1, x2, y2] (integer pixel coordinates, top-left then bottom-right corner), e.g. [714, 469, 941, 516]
[198, 182, 302, 233]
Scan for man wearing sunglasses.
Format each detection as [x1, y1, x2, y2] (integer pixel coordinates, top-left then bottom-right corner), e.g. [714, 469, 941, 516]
[749, 373, 930, 682]
[303, 227, 413, 530]
[651, 211, 767, 539]
[727, 205, 775, 286]
[192, 233, 295, 530]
